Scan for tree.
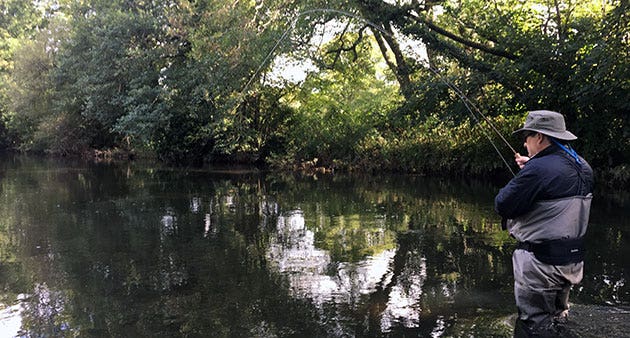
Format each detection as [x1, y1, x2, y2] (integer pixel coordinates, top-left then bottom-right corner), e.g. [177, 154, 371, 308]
[7, 30, 55, 152]
[0, 0, 47, 149]
[50, 0, 169, 154]
[285, 33, 402, 167]
[1, 0, 626, 177]
[293, 0, 629, 168]
[147, 0, 312, 163]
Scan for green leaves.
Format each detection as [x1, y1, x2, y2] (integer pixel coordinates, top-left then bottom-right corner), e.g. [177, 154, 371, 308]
[0, 0, 626, 183]
[284, 33, 402, 167]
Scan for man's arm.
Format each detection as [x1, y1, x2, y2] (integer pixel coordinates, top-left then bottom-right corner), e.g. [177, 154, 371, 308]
[495, 166, 541, 219]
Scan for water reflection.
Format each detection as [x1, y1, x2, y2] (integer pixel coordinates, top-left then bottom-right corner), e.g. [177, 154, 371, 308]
[0, 302, 22, 335]
[266, 208, 437, 333]
[268, 210, 397, 304]
[0, 156, 627, 337]
[379, 253, 426, 332]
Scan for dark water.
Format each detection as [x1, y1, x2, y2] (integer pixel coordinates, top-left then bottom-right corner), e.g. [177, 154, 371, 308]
[0, 156, 627, 337]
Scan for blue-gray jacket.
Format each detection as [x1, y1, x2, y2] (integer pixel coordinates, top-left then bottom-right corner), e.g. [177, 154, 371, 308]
[495, 143, 593, 220]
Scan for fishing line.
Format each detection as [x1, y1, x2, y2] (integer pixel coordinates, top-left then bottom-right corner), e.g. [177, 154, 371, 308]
[424, 66, 518, 155]
[424, 65, 517, 176]
[237, 8, 518, 175]
[241, 9, 365, 96]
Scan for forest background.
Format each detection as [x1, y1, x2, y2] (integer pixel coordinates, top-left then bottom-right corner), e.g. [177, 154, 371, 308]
[0, 0, 628, 187]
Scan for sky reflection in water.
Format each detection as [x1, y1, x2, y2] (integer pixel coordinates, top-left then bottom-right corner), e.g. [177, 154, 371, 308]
[267, 209, 429, 333]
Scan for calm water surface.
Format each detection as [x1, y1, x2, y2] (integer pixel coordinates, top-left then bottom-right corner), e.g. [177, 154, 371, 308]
[0, 156, 628, 337]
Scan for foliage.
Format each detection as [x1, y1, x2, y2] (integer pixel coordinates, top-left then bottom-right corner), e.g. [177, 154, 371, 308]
[51, 0, 169, 154]
[397, 0, 629, 169]
[0, 0, 46, 149]
[354, 114, 523, 177]
[284, 33, 403, 167]
[7, 28, 58, 152]
[0, 0, 627, 186]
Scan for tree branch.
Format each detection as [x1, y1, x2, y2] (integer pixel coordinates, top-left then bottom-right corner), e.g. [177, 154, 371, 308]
[371, 26, 413, 100]
[324, 23, 368, 68]
[408, 12, 518, 61]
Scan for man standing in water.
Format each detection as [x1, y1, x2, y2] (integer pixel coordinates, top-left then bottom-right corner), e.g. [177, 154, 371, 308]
[495, 110, 594, 337]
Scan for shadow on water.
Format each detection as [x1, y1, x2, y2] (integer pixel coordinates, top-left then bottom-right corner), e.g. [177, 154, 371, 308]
[0, 155, 627, 336]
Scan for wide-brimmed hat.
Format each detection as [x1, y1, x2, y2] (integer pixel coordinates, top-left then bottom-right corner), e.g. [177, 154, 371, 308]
[512, 110, 577, 141]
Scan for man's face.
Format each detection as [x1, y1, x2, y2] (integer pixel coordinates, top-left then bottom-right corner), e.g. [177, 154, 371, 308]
[522, 132, 544, 157]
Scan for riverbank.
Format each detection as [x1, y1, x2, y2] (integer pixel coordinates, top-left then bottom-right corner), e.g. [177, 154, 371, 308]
[4, 147, 628, 193]
[272, 156, 629, 193]
[498, 304, 630, 337]
[566, 304, 630, 337]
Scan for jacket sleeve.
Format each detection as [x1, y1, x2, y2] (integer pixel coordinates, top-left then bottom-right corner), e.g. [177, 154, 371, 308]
[495, 165, 542, 219]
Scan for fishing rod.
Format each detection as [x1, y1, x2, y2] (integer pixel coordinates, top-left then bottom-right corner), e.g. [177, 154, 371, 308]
[238, 8, 519, 176]
[240, 8, 369, 96]
[423, 65, 517, 176]
[424, 66, 518, 155]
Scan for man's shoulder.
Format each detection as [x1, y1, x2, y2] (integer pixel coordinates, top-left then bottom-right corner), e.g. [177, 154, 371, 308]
[524, 153, 562, 172]
[529, 151, 576, 170]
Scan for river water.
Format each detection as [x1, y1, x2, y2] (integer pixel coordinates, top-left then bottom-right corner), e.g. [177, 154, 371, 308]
[0, 155, 627, 337]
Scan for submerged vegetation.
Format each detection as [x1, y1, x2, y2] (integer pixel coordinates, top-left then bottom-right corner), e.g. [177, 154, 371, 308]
[0, 0, 628, 186]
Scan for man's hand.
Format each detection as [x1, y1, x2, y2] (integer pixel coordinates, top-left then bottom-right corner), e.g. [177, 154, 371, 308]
[515, 153, 530, 169]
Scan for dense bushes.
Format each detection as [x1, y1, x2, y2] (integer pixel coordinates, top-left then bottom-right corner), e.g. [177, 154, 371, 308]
[284, 113, 524, 178]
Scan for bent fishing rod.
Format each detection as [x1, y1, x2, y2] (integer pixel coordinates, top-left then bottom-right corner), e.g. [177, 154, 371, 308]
[238, 8, 519, 176]
[423, 65, 518, 176]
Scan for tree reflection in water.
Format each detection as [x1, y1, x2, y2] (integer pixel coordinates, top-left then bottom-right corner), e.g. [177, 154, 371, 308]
[267, 209, 432, 333]
[268, 210, 398, 304]
[0, 157, 627, 337]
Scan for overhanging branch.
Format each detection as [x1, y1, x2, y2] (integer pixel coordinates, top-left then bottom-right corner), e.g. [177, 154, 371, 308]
[408, 13, 518, 61]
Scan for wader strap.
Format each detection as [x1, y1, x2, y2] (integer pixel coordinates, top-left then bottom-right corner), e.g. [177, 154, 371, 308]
[551, 139, 582, 165]
[516, 237, 585, 265]
[551, 139, 591, 195]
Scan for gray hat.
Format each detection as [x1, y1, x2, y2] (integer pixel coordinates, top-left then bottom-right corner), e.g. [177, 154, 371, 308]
[513, 110, 577, 141]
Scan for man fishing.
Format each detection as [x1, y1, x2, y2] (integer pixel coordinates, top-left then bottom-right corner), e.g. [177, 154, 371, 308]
[495, 110, 594, 337]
